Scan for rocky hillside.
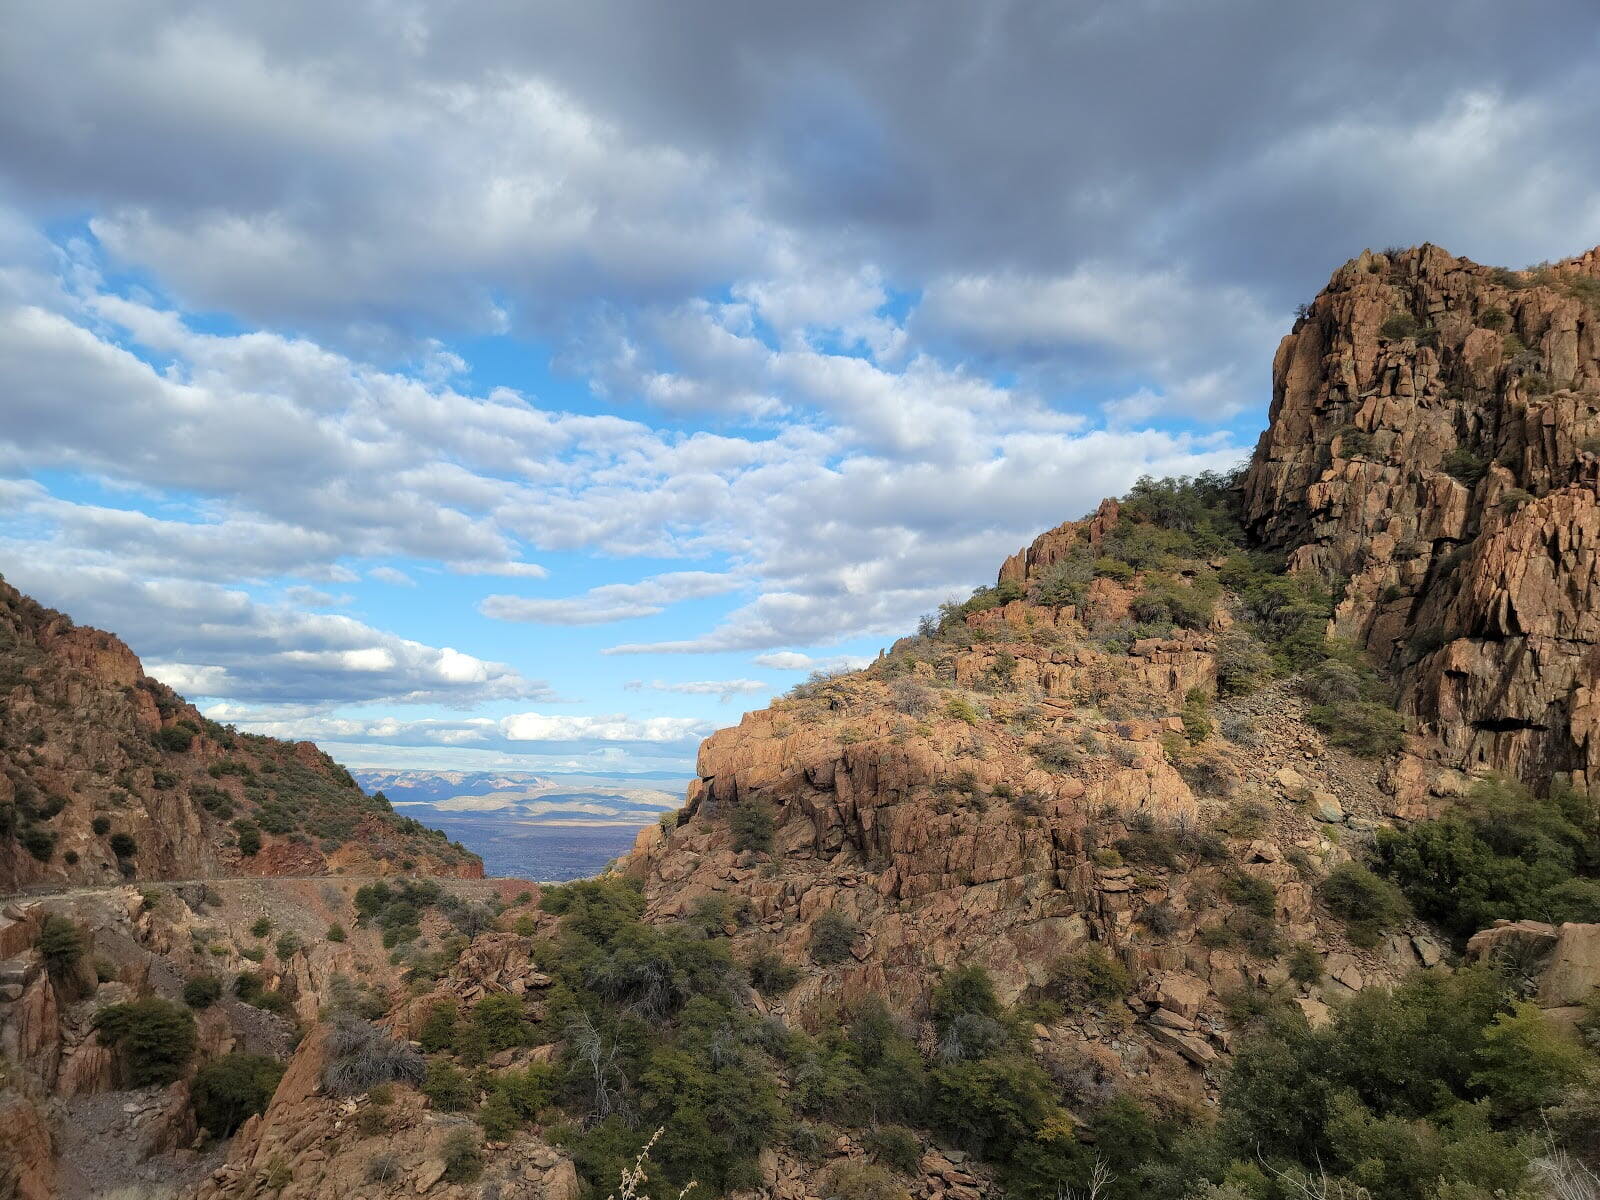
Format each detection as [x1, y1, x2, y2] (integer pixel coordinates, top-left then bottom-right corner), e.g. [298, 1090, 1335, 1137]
[1243, 244, 1600, 803]
[2, 245, 1598, 1200]
[0, 576, 482, 891]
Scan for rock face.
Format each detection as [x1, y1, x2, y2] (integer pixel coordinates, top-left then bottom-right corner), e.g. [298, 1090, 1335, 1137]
[1241, 245, 1600, 803]
[0, 576, 481, 890]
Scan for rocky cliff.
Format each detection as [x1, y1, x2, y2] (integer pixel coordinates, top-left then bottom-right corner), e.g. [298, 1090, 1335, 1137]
[0, 575, 482, 891]
[1241, 244, 1600, 803]
[618, 243, 1600, 1102]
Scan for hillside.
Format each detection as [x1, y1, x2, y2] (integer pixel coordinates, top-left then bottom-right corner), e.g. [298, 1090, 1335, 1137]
[0, 577, 482, 891]
[3, 243, 1600, 1200]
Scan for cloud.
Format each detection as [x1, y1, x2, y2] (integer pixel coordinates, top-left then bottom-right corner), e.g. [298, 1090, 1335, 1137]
[368, 566, 416, 586]
[625, 678, 769, 701]
[501, 711, 711, 744]
[752, 652, 872, 673]
[481, 571, 742, 626]
[1, 553, 544, 707]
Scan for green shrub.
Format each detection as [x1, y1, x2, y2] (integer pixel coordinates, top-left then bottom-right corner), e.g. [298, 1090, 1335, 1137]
[93, 997, 197, 1086]
[729, 798, 776, 854]
[235, 822, 261, 857]
[441, 1127, 483, 1183]
[422, 1059, 473, 1110]
[1215, 629, 1274, 695]
[810, 910, 859, 964]
[91, 816, 111, 835]
[862, 1124, 921, 1174]
[945, 696, 981, 725]
[250, 916, 272, 938]
[183, 975, 223, 1009]
[1379, 311, 1427, 340]
[36, 915, 85, 975]
[1374, 774, 1600, 940]
[1321, 864, 1409, 948]
[327, 923, 346, 942]
[930, 965, 1002, 1028]
[823, 1160, 906, 1200]
[1499, 487, 1534, 513]
[1443, 445, 1488, 485]
[274, 931, 302, 960]
[154, 725, 194, 752]
[191, 1053, 285, 1135]
[21, 826, 55, 861]
[748, 949, 802, 996]
[1306, 701, 1405, 757]
[1052, 947, 1131, 1008]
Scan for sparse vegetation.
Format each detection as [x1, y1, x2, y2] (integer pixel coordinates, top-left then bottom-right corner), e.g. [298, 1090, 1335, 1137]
[191, 1053, 285, 1135]
[92, 997, 197, 1086]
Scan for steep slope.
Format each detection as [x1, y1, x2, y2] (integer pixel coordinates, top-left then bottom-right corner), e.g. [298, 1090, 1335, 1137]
[1242, 244, 1600, 806]
[0, 576, 482, 890]
[617, 244, 1600, 1097]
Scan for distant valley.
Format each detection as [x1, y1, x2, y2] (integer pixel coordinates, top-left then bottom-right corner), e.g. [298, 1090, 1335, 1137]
[350, 768, 690, 881]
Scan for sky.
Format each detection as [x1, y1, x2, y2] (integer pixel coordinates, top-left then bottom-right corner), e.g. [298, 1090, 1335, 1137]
[2, 1, 1599, 778]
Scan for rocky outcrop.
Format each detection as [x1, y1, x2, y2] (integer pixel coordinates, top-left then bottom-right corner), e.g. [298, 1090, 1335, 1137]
[0, 575, 481, 889]
[1240, 245, 1600, 801]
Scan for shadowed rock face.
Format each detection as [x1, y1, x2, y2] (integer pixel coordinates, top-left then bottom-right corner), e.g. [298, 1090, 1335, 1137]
[0, 577, 482, 890]
[1241, 244, 1600, 800]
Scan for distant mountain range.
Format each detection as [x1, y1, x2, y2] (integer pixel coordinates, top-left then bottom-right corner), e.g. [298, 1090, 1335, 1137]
[351, 768, 687, 827]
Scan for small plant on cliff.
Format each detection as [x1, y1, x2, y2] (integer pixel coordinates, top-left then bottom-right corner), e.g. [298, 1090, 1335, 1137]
[441, 1127, 484, 1183]
[93, 996, 197, 1086]
[191, 1052, 285, 1136]
[728, 797, 775, 854]
[809, 910, 860, 964]
[183, 974, 223, 1009]
[1305, 701, 1405, 758]
[1379, 311, 1429, 341]
[322, 1016, 426, 1095]
[36, 915, 85, 976]
[1051, 947, 1131, 1009]
[1320, 863, 1409, 948]
[1442, 445, 1488, 485]
[748, 948, 802, 996]
[422, 1058, 474, 1110]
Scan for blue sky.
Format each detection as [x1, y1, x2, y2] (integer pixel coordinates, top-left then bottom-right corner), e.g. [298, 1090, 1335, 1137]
[2, 1, 1598, 775]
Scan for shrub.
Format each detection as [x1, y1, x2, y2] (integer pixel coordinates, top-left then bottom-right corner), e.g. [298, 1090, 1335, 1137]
[441, 1127, 483, 1183]
[1215, 629, 1274, 695]
[1379, 311, 1427, 340]
[748, 949, 802, 996]
[1181, 690, 1212, 744]
[930, 965, 1002, 1028]
[1373, 774, 1600, 940]
[274, 931, 302, 960]
[890, 677, 934, 715]
[422, 1059, 474, 1111]
[1052, 947, 1131, 1008]
[191, 1053, 285, 1135]
[1335, 425, 1376, 458]
[945, 696, 981, 725]
[862, 1124, 921, 1174]
[1499, 487, 1534, 513]
[824, 1160, 906, 1200]
[183, 975, 223, 1009]
[154, 725, 194, 752]
[1306, 701, 1405, 757]
[810, 910, 860, 964]
[321, 1018, 426, 1095]
[36, 916, 85, 975]
[91, 816, 111, 835]
[1321, 864, 1408, 947]
[250, 916, 272, 938]
[1443, 445, 1488, 485]
[93, 997, 197, 1086]
[729, 798, 776, 854]
[235, 822, 262, 857]
[1288, 943, 1322, 984]
[365, 1153, 402, 1183]
[327, 923, 346, 943]
[21, 826, 54, 861]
